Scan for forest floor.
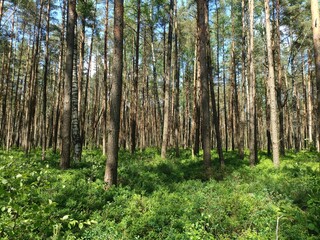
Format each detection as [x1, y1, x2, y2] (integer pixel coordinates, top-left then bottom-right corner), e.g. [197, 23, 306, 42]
[0, 148, 319, 239]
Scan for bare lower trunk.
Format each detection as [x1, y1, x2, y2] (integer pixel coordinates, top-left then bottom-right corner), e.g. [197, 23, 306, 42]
[104, 0, 124, 187]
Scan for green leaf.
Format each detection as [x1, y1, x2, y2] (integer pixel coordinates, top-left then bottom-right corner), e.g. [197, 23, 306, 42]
[61, 215, 69, 220]
[78, 222, 83, 229]
[308, 223, 316, 231]
[1, 179, 8, 185]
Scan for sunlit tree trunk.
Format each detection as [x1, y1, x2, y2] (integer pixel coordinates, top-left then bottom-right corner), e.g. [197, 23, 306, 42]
[104, 0, 124, 187]
[191, 43, 200, 157]
[265, 0, 280, 168]
[161, 0, 174, 159]
[239, 0, 246, 159]
[0, 0, 4, 27]
[71, 13, 82, 162]
[81, 4, 96, 147]
[53, 0, 66, 154]
[248, 0, 257, 166]
[150, 7, 162, 146]
[273, 0, 285, 156]
[307, 50, 313, 145]
[310, 0, 320, 151]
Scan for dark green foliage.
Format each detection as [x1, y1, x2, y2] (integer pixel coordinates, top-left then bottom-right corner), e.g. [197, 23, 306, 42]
[0, 149, 319, 239]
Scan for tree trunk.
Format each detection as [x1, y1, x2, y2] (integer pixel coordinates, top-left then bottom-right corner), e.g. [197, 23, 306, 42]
[239, 0, 246, 159]
[265, 0, 280, 168]
[0, 0, 4, 27]
[42, 0, 50, 160]
[192, 43, 200, 157]
[310, 0, 320, 152]
[60, 0, 76, 169]
[307, 50, 313, 146]
[198, 0, 211, 171]
[248, 0, 257, 166]
[104, 0, 124, 187]
[81, 5, 96, 147]
[103, 0, 109, 156]
[71, 17, 82, 163]
[273, 0, 285, 156]
[130, 0, 140, 154]
[161, 0, 174, 159]
[174, 0, 180, 157]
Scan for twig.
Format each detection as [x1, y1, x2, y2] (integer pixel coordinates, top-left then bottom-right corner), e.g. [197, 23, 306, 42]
[276, 215, 283, 240]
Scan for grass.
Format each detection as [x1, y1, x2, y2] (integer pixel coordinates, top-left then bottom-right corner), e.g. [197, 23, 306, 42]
[0, 148, 319, 239]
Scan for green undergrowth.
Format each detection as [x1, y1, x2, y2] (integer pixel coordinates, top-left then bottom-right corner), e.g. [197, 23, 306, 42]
[0, 148, 319, 239]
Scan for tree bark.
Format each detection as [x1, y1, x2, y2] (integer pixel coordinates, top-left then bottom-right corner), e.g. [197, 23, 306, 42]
[71, 17, 82, 163]
[248, 0, 257, 166]
[103, 0, 109, 156]
[0, 0, 4, 27]
[265, 0, 280, 168]
[130, 0, 140, 154]
[104, 0, 124, 187]
[174, 0, 180, 157]
[161, 0, 174, 159]
[42, 0, 50, 160]
[310, 0, 320, 152]
[60, 0, 76, 169]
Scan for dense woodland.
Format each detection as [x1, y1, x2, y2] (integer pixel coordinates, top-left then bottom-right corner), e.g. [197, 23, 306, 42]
[0, 0, 320, 238]
[0, 0, 320, 180]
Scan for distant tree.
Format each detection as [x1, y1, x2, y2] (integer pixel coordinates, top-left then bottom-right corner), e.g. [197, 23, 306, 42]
[104, 0, 124, 187]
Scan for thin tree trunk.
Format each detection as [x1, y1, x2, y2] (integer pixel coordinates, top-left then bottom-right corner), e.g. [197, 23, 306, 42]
[60, 0, 76, 169]
[161, 0, 174, 159]
[265, 0, 280, 168]
[82, 5, 96, 147]
[103, 0, 109, 156]
[310, 0, 320, 151]
[53, 0, 66, 153]
[130, 0, 140, 154]
[273, 0, 285, 156]
[239, 0, 246, 159]
[150, 11, 162, 146]
[71, 18, 82, 163]
[26, 1, 43, 154]
[174, 0, 180, 157]
[104, 0, 124, 187]
[42, 0, 50, 160]
[248, 0, 257, 166]
[0, 0, 4, 27]
[307, 50, 313, 146]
